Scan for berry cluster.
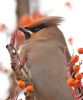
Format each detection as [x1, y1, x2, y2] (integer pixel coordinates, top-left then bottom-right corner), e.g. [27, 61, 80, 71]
[66, 48, 83, 99]
[17, 80, 34, 93]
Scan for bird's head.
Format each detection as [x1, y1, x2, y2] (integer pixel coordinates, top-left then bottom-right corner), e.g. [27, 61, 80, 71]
[18, 16, 63, 40]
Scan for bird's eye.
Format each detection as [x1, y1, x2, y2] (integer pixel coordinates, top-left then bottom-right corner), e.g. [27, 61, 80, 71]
[27, 24, 47, 32]
[34, 28, 40, 32]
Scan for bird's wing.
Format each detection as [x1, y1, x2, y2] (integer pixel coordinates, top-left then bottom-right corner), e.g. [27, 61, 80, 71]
[24, 40, 73, 100]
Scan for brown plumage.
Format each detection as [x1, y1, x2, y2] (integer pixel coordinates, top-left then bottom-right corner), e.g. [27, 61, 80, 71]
[18, 16, 73, 100]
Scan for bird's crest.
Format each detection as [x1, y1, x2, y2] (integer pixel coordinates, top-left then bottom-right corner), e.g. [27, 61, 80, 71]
[27, 16, 63, 28]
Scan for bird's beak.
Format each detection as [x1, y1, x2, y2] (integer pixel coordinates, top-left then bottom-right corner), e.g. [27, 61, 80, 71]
[18, 27, 33, 39]
[18, 27, 29, 33]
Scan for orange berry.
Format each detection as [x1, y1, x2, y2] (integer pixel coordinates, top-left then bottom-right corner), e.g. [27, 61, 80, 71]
[25, 85, 34, 92]
[75, 73, 82, 80]
[17, 80, 25, 88]
[67, 78, 75, 86]
[81, 73, 83, 77]
[69, 55, 79, 64]
[73, 65, 80, 72]
[78, 48, 83, 54]
[75, 80, 81, 88]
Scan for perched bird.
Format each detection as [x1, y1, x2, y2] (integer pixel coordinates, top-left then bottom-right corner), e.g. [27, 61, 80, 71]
[18, 16, 73, 100]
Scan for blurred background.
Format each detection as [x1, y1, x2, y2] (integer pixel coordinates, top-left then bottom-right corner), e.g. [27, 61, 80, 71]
[0, 0, 83, 99]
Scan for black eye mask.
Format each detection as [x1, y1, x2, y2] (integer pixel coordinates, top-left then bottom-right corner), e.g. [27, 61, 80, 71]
[24, 24, 47, 32]
[18, 24, 47, 39]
